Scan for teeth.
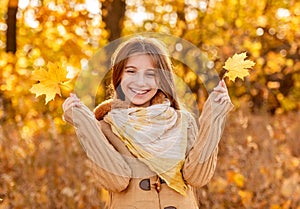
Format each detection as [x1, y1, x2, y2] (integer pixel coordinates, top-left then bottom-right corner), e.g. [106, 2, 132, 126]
[131, 89, 148, 94]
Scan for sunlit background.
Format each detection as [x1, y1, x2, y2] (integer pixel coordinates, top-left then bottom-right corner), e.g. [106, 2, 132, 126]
[0, 0, 300, 208]
[1, 0, 298, 84]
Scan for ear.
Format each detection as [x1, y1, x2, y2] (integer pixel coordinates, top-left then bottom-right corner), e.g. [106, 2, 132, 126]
[93, 99, 113, 120]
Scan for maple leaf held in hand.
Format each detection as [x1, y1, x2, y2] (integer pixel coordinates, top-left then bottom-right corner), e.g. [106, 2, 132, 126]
[30, 62, 69, 104]
[223, 52, 255, 81]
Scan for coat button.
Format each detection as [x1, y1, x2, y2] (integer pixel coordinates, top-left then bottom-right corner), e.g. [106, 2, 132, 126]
[139, 179, 151, 191]
[164, 207, 177, 209]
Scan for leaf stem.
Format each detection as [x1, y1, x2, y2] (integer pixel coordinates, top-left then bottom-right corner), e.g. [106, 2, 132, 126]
[59, 82, 73, 91]
[219, 69, 228, 79]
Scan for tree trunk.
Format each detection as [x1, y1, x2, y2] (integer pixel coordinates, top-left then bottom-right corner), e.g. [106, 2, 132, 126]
[6, 0, 18, 53]
[102, 0, 126, 42]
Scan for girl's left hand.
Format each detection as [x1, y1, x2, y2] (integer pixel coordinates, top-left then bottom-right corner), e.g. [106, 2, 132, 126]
[213, 80, 231, 104]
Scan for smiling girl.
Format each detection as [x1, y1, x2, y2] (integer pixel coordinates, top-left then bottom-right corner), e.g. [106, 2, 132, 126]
[63, 36, 233, 209]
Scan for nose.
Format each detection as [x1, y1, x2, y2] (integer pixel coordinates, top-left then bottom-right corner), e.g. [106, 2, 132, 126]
[135, 71, 146, 86]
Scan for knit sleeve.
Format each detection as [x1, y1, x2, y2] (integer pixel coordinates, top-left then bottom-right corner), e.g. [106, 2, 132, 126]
[64, 105, 132, 192]
[182, 92, 233, 187]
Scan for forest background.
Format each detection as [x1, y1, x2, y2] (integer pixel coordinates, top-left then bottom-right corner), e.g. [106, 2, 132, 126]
[0, 0, 300, 208]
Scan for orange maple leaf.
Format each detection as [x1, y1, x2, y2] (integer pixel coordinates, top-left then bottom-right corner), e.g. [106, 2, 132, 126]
[30, 62, 68, 104]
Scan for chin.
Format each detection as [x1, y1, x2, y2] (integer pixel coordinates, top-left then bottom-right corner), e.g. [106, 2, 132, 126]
[130, 100, 150, 107]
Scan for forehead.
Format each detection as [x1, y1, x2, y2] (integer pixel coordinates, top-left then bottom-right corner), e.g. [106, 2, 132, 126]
[125, 54, 156, 69]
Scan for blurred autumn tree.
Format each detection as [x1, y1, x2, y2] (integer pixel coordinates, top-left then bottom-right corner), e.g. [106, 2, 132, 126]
[6, 0, 18, 53]
[0, 0, 299, 126]
[0, 0, 300, 208]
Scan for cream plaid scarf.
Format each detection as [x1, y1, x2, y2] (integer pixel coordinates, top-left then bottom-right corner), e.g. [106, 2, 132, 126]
[104, 99, 188, 196]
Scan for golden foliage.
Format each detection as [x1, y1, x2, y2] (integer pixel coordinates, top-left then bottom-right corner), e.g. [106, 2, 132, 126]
[1, 0, 300, 208]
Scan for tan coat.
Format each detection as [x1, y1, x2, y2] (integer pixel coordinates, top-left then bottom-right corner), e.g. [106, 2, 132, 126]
[64, 92, 233, 209]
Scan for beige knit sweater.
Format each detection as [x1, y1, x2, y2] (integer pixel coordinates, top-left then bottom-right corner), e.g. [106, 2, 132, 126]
[63, 91, 234, 192]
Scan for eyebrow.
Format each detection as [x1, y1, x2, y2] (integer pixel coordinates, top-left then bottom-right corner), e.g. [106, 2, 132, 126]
[124, 66, 156, 71]
[124, 65, 137, 69]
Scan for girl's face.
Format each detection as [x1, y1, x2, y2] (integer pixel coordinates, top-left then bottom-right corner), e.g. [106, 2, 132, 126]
[120, 54, 158, 107]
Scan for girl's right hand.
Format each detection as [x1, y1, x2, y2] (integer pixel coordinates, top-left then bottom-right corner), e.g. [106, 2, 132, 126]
[62, 93, 82, 124]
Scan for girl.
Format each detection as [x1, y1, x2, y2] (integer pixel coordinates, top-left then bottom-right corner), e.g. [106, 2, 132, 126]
[63, 36, 233, 209]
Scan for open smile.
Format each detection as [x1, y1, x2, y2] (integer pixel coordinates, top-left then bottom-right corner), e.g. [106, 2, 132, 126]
[130, 88, 151, 95]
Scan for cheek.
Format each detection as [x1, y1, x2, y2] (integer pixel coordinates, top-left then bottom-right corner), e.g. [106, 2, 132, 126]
[153, 77, 160, 89]
[120, 79, 127, 93]
[152, 80, 159, 89]
[119, 75, 129, 96]
[120, 75, 130, 86]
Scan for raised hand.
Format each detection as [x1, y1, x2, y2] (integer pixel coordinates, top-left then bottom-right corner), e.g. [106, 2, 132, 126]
[62, 93, 82, 113]
[213, 80, 231, 104]
[62, 93, 82, 124]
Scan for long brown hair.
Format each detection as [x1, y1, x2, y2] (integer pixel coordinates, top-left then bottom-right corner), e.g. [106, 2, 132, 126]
[111, 36, 180, 109]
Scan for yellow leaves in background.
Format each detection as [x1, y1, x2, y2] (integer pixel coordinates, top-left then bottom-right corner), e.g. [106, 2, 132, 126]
[227, 170, 245, 188]
[280, 173, 300, 199]
[208, 176, 228, 193]
[208, 171, 254, 208]
[223, 52, 255, 81]
[238, 190, 253, 208]
[30, 62, 69, 104]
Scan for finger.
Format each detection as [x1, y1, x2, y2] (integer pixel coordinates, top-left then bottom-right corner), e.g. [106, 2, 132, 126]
[218, 80, 223, 86]
[67, 96, 80, 103]
[214, 92, 228, 102]
[214, 93, 223, 102]
[69, 97, 80, 103]
[62, 98, 71, 111]
[220, 96, 230, 104]
[63, 102, 82, 112]
[214, 85, 227, 93]
[70, 93, 79, 99]
[221, 79, 228, 88]
[63, 98, 81, 111]
[214, 80, 226, 90]
[63, 101, 74, 112]
[62, 98, 73, 110]
[63, 105, 72, 113]
[72, 93, 79, 99]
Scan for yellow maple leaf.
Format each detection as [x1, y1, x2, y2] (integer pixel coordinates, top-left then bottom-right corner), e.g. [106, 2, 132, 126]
[30, 62, 68, 104]
[223, 52, 255, 81]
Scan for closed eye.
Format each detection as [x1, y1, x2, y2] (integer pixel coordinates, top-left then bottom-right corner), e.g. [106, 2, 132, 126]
[125, 69, 135, 73]
[145, 69, 156, 77]
[146, 72, 155, 77]
[124, 66, 136, 74]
